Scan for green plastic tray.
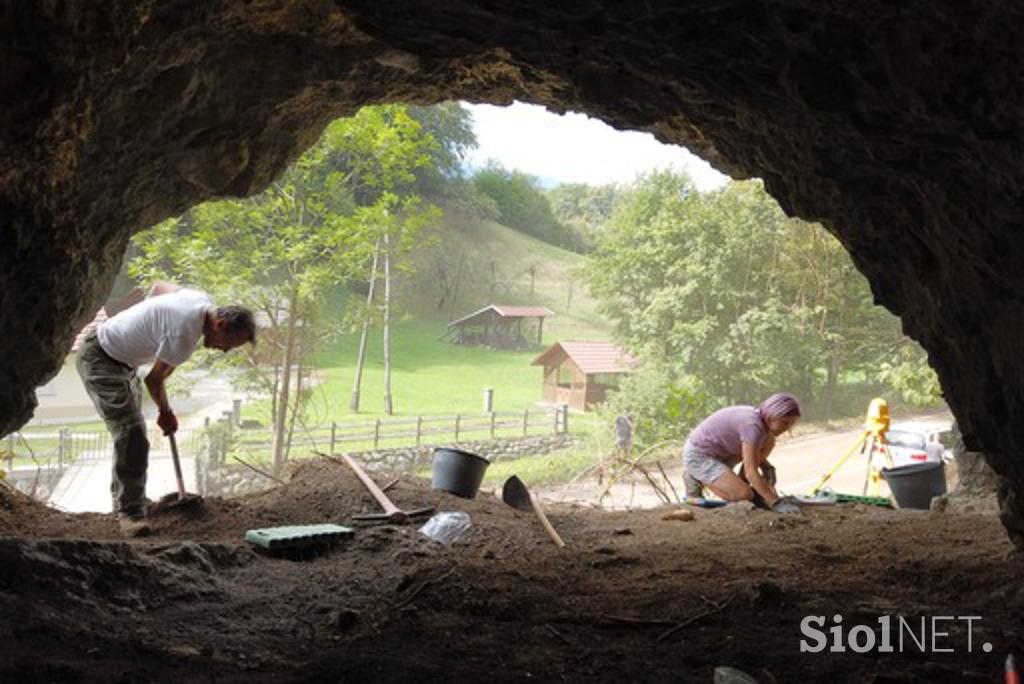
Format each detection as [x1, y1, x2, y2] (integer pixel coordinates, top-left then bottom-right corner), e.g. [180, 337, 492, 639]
[245, 524, 354, 550]
[832, 493, 893, 507]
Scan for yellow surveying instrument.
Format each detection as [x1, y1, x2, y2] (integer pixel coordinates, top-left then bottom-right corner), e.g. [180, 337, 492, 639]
[813, 398, 895, 496]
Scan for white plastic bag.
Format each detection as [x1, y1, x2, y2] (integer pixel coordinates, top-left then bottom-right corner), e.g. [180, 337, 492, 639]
[418, 511, 472, 545]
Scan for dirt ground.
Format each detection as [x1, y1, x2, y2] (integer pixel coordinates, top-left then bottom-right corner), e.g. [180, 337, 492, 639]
[0, 458, 1020, 683]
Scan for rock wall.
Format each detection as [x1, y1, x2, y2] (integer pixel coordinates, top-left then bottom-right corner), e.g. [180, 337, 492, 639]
[931, 423, 1000, 515]
[3, 1, 1024, 545]
[202, 434, 573, 499]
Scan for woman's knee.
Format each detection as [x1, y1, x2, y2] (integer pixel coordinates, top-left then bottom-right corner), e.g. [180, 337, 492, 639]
[732, 485, 755, 501]
[709, 474, 754, 501]
[718, 481, 754, 501]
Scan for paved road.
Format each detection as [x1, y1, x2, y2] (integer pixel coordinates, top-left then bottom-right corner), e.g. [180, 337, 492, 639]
[48, 448, 197, 514]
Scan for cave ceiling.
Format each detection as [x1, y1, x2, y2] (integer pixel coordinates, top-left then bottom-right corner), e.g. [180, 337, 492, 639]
[3, 1, 1024, 542]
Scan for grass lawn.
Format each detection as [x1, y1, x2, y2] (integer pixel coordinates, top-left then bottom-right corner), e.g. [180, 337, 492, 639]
[239, 206, 615, 427]
[481, 447, 601, 488]
[235, 317, 617, 477]
[233, 208, 618, 471]
[19, 421, 107, 435]
[242, 316, 610, 425]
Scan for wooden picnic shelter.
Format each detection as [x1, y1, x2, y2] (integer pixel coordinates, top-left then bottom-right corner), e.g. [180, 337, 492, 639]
[448, 304, 554, 349]
[532, 341, 637, 411]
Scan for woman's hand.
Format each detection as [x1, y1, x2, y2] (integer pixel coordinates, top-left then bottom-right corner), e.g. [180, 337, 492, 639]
[771, 497, 802, 514]
[742, 441, 779, 506]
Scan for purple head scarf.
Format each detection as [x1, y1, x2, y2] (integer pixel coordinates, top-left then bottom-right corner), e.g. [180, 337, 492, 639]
[757, 392, 802, 421]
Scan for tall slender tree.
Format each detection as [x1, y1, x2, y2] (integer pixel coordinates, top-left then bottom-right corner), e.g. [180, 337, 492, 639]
[131, 105, 441, 469]
[350, 239, 380, 412]
[130, 140, 371, 473]
[330, 105, 441, 413]
[382, 225, 393, 415]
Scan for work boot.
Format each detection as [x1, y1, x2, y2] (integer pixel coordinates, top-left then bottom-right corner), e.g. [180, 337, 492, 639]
[117, 513, 152, 538]
[682, 470, 703, 499]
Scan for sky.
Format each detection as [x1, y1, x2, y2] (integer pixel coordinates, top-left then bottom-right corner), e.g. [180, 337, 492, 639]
[463, 102, 729, 192]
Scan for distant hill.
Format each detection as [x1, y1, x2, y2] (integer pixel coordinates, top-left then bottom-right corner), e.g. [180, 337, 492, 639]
[393, 203, 612, 342]
[306, 205, 615, 418]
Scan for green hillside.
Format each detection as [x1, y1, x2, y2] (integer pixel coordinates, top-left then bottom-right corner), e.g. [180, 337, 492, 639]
[393, 205, 609, 341]
[244, 205, 614, 424]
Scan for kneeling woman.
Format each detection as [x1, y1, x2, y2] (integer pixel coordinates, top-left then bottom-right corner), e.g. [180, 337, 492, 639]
[682, 393, 801, 510]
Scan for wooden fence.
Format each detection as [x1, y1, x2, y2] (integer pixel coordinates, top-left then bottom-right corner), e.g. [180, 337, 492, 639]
[1, 427, 204, 500]
[2, 405, 569, 475]
[230, 405, 569, 457]
[1, 427, 204, 469]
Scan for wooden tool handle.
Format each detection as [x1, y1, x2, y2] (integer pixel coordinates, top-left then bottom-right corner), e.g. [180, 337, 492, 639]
[168, 433, 186, 497]
[529, 498, 566, 548]
[339, 453, 401, 515]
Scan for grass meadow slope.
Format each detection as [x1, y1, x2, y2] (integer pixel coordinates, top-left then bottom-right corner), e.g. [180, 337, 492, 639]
[243, 204, 614, 429]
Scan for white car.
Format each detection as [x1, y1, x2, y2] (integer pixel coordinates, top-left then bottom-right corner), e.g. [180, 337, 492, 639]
[876, 423, 952, 468]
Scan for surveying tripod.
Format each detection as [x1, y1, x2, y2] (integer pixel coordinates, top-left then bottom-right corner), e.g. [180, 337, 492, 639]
[812, 398, 895, 496]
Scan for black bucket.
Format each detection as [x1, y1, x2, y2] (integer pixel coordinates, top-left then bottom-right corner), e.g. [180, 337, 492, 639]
[881, 461, 947, 510]
[431, 447, 490, 499]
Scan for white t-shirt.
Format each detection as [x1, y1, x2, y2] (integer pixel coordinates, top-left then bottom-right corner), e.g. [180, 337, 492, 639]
[97, 289, 213, 368]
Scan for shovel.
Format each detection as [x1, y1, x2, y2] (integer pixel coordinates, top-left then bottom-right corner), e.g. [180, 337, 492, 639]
[157, 432, 203, 511]
[502, 475, 565, 548]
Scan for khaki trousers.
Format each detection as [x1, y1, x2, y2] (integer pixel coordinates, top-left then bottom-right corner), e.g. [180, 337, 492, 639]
[75, 334, 149, 515]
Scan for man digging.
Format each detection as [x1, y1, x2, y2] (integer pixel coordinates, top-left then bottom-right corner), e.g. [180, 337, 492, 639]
[76, 282, 255, 537]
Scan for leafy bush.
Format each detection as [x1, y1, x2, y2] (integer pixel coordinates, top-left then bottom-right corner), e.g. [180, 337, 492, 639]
[599, 363, 717, 449]
[876, 345, 944, 407]
[472, 162, 575, 249]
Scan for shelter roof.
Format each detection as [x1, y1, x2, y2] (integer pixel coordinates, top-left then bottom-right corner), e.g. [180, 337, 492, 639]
[448, 304, 554, 327]
[531, 340, 638, 375]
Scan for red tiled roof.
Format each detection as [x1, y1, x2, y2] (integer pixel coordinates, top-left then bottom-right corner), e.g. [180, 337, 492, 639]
[532, 340, 638, 375]
[449, 304, 554, 327]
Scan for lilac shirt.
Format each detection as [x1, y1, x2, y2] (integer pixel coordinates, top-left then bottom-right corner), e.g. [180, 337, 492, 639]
[688, 406, 768, 465]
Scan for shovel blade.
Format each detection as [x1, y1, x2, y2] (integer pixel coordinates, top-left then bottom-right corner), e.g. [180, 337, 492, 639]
[502, 475, 532, 511]
[152, 491, 203, 513]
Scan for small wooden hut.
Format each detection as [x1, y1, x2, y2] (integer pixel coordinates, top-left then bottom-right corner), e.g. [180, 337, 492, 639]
[532, 341, 637, 411]
[447, 305, 554, 349]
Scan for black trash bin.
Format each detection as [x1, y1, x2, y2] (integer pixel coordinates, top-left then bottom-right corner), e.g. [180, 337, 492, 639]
[881, 461, 947, 510]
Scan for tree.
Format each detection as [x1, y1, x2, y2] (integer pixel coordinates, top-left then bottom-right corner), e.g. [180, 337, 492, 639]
[406, 102, 478, 196]
[325, 105, 443, 413]
[586, 171, 929, 418]
[775, 216, 906, 416]
[546, 182, 622, 252]
[131, 105, 440, 471]
[472, 162, 575, 249]
[131, 173, 369, 473]
[350, 239, 380, 412]
[876, 345, 944, 408]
